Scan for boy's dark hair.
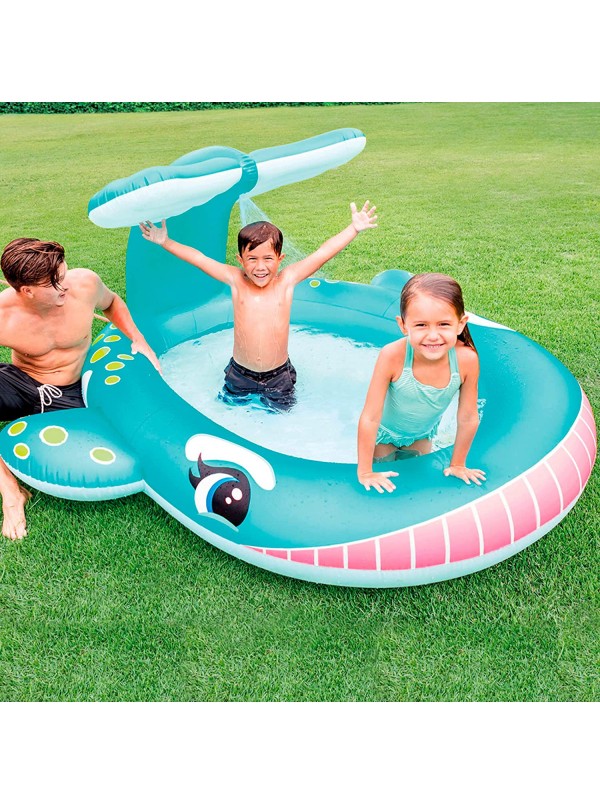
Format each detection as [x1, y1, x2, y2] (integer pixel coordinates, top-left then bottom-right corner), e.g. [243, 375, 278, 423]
[238, 221, 283, 256]
[400, 272, 477, 352]
[1, 237, 66, 290]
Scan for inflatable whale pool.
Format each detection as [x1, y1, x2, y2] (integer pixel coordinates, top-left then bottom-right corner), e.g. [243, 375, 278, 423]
[1, 128, 596, 587]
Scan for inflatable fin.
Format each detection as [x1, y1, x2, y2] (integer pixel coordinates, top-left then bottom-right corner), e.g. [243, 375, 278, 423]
[246, 128, 366, 198]
[0, 409, 144, 501]
[88, 129, 365, 228]
[88, 155, 244, 228]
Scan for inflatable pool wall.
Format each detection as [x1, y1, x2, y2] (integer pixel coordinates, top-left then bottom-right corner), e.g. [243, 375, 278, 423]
[0, 129, 596, 588]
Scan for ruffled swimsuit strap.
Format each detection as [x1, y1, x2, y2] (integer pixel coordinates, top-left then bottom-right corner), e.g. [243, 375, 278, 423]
[403, 339, 414, 373]
[448, 345, 460, 376]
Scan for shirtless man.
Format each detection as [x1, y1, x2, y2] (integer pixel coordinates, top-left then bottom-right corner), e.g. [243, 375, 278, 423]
[0, 237, 160, 540]
[140, 201, 377, 409]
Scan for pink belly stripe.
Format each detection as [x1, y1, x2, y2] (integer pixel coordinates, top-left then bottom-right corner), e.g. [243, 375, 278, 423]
[546, 446, 582, 506]
[347, 539, 378, 570]
[476, 491, 513, 552]
[526, 463, 563, 526]
[446, 506, 482, 562]
[318, 545, 345, 569]
[502, 478, 539, 541]
[581, 394, 595, 428]
[413, 519, 446, 568]
[245, 394, 596, 571]
[379, 530, 412, 570]
[569, 432, 593, 480]
[290, 549, 316, 565]
[574, 420, 596, 470]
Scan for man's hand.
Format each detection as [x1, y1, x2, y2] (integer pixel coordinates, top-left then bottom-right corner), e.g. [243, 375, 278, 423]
[358, 470, 398, 493]
[350, 201, 378, 233]
[443, 465, 487, 486]
[131, 338, 162, 373]
[139, 220, 168, 246]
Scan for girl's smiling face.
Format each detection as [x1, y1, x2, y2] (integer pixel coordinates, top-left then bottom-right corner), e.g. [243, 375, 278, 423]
[398, 292, 467, 361]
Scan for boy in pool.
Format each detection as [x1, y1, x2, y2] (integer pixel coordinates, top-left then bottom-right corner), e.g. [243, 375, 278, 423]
[140, 202, 377, 409]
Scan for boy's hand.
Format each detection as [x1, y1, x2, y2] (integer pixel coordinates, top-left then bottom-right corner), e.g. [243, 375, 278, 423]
[443, 465, 487, 486]
[358, 470, 398, 493]
[139, 219, 168, 245]
[351, 201, 378, 233]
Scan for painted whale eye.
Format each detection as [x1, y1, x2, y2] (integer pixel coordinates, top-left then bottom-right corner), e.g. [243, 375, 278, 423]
[189, 460, 251, 527]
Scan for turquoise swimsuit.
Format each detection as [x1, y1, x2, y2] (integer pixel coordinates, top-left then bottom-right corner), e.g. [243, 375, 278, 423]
[376, 341, 462, 448]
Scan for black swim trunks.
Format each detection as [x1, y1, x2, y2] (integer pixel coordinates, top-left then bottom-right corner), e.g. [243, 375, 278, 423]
[0, 363, 85, 422]
[222, 357, 297, 411]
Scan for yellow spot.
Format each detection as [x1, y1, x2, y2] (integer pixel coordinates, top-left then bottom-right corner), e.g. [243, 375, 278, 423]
[105, 376, 121, 385]
[105, 362, 125, 371]
[104, 335, 121, 343]
[309, 279, 320, 288]
[7, 421, 27, 437]
[117, 354, 134, 361]
[91, 347, 110, 363]
[40, 426, 68, 446]
[92, 333, 105, 345]
[13, 443, 30, 459]
[90, 447, 116, 465]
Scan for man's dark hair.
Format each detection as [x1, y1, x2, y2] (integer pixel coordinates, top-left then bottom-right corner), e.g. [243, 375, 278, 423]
[1, 238, 66, 291]
[237, 221, 283, 256]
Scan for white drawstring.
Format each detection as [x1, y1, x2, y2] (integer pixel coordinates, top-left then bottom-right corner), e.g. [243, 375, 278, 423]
[38, 384, 63, 413]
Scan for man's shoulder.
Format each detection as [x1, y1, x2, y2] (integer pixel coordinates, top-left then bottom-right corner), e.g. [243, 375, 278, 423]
[67, 268, 104, 298]
[0, 285, 19, 313]
[0, 287, 24, 345]
[0, 284, 15, 302]
[68, 267, 101, 285]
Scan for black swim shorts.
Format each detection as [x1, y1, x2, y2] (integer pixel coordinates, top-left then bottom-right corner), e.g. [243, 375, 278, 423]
[0, 363, 85, 422]
[222, 357, 297, 411]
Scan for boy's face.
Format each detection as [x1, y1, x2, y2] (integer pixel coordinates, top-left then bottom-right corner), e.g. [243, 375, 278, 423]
[237, 240, 285, 288]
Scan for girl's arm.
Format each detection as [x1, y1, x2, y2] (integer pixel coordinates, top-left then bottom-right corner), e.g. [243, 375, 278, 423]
[139, 220, 238, 285]
[357, 348, 399, 493]
[443, 349, 486, 485]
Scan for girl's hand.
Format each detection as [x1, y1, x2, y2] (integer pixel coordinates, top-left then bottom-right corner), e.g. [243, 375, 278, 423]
[443, 465, 486, 485]
[358, 470, 399, 493]
[350, 201, 378, 232]
[139, 219, 168, 245]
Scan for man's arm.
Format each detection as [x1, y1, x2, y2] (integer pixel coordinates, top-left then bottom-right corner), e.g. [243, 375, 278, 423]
[139, 220, 238, 285]
[94, 276, 161, 372]
[282, 201, 377, 287]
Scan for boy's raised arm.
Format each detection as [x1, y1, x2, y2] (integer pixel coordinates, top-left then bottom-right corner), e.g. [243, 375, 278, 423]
[139, 220, 237, 285]
[283, 201, 377, 286]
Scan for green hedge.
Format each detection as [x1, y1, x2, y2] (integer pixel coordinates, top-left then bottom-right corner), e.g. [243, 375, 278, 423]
[0, 101, 389, 115]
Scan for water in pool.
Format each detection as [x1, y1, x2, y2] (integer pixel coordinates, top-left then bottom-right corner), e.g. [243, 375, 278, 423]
[161, 326, 466, 463]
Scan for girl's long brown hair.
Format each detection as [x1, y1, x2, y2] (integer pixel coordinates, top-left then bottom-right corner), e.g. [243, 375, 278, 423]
[400, 272, 477, 351]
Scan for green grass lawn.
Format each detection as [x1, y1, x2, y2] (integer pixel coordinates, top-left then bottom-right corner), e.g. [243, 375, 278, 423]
[0, 103, 598, 701]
